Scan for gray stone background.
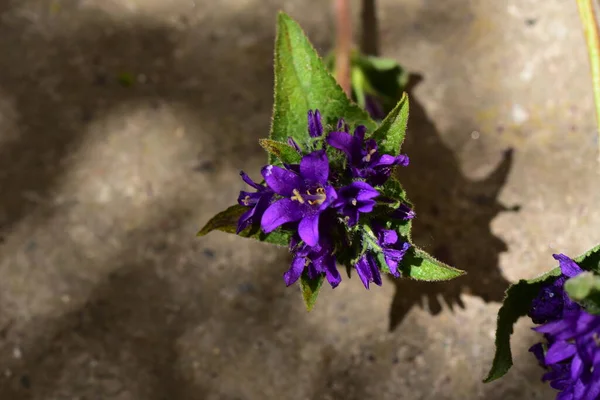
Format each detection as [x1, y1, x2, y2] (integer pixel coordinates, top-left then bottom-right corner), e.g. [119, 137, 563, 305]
[0, 0, 598, 399]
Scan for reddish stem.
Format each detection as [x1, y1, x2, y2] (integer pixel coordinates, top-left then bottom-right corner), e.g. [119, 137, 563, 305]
[334, 0, 352, 97]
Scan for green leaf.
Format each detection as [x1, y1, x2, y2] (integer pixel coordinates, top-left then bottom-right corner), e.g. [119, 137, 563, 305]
[356, 54, 408, 110]
[564, 272, 600, 315]
[379, 177, 410, 205]
[359, 55, 400, 71]
[300, 273, 324, 311]
[483, 267, 562, 383]
[564, 272, 600, 301]
[197, 204, 291, 246]
[271, 13, 376, 164]
[370, 92, 409, 156]
[574, 243, 600, 273]
[400, 247, 465, 281]
[258, 139, 302, 164]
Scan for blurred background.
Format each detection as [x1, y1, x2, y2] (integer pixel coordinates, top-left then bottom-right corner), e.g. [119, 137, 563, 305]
[0, 0, 598, 399]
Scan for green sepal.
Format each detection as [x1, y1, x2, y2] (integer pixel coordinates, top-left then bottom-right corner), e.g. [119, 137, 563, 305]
[258, 139, 302, 164]
[300, 273, 324, 311]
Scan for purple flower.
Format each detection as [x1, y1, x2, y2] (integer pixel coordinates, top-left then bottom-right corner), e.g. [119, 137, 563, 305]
[332, 181, 379, 226]
[236, 171, 274, 233]
[529, 254, 584, 324]
[391, 204, 415, 221]
[355, 253, 382, 289]
[260, 150, 337, 246]
[308, 109, 323, 137]
[327, 124, 409, 185]
[284, 237, 341, 288]
[528, 253, 600, 400]
[372, 226, 411, 277]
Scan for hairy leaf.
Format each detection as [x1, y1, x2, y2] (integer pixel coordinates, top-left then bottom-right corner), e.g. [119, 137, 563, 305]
[259, 139, 302, 164]
[271, 13, 375, 164]
[300, 273, 324, 311]
[197, 204, 291, 246]
[400, 247, 465, 281]
[370, 93, 409, 155]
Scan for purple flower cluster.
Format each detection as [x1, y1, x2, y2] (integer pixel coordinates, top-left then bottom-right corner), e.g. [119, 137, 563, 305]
[528, 254, 600, 400]
[236, 109, 413, 289]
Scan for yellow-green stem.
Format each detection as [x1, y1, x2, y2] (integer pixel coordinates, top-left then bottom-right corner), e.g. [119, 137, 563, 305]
[575, 0, 600, 159]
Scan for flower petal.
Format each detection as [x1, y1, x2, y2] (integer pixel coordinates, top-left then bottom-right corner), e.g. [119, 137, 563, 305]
[240, 171, 262, 189]
[355, 255, 373, 289]
[351, 181, 380, 201]
[582, 369, 600, 400]
[316, 254, 341, 288]
[300, 150, 329, 186]
[308, 109, 323, 137]
[545, 340, 576, 364]
[553, 253, 583, 277]
[378, 229, 398, 246]
[529, 343, 546, 366]
[357, 200, 376, 213]
[368, 254, 383, 286]
[261, 165, 303, 196]
[284, 255, 305, 286]
[298, 213, 320, 246]
[345, 209, 360, 227]
[570, 354, 584, 381]
[327, 131, 355, 156]
[353, 125, 367, 141]
[236, 208, 255, 234]
[319, 185, 338, 211]
[261, 199, 303, 233]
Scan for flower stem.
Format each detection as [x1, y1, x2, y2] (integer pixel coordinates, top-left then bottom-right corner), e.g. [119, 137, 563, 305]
[575, 0, 600, 160]
[334, 0, 352, 97]
[360, 0, 379, 56]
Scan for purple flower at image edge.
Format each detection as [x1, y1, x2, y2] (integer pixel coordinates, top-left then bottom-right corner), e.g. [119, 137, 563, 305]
[236, 171, 274, 234]
[528, 253, 600, 400]
[260, 150, 337, 247]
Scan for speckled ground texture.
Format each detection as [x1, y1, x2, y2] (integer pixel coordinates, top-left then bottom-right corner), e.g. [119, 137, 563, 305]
[0, 0, 598, 399]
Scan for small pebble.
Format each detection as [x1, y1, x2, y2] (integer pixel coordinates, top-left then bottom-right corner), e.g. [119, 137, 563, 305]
[12, 347, 22, 359]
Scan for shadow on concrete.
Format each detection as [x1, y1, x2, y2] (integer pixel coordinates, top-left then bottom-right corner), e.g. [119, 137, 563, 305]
[388, 74, 518, 330]
[0, 4, 291, 399]
[0, 206, 295, 399]
[0, 8, 274, 238]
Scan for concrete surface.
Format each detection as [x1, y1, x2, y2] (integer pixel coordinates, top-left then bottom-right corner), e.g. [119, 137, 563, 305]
[0, 0, 598, 399]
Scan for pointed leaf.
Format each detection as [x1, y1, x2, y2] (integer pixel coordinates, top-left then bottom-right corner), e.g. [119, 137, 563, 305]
[574, 243, 600, 273]
[258, 139, 302, 164]
[370, 92, 409, 155]
[483, 267, 562, 383]
[271, 13, 376, 164]
[400, 247, 465, 281]
[300, 273, 324, 311]
[197, 204, 292, 246]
